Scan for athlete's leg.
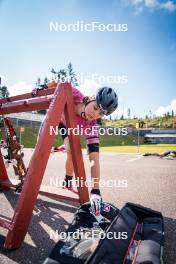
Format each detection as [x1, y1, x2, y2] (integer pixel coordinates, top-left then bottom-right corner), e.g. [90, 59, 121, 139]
[62, 137, 74, 188]
[64, 137, 74, 177]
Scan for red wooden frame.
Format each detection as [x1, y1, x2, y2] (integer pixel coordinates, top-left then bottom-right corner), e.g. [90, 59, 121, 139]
[0, 82, 89, 249]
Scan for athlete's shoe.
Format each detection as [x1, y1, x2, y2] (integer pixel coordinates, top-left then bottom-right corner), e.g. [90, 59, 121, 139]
[62, 175, 73, 189]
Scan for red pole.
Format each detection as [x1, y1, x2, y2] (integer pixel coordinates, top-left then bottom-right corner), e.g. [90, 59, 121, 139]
[0, 147, 9, 183]
[64, 83, 89, 204]
[1, 82, 89, 249]
[0, 97, 52, 115]
[0, 87, 56, 104]
[4, 84, 66, 249]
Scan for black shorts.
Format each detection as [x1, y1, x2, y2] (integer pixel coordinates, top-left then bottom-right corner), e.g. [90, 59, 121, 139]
[58, 123, 99, 153]
[58, 123, 68, 141]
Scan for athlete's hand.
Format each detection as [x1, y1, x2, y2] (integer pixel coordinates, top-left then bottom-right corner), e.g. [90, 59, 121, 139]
[90, 189, 102, 216]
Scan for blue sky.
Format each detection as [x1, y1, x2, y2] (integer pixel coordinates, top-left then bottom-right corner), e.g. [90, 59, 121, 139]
[0, 0, 176, 118]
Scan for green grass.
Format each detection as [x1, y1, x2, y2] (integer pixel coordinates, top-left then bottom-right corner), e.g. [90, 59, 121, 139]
[100, 144, 176, 153]
[0, 127, 175, 154]
[4, 129, 137, 149]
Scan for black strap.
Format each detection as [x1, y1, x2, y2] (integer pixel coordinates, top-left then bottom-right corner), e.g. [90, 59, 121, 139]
[80, 111, 86, 118]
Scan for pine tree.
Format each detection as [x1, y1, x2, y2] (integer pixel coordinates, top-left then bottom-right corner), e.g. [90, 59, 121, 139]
[127, 108, 131, 119]
[0, 86, 9, 98]
[58, 69, 67, 83]
[44, 77, 49, 84]
[51, 68, 57, 80]
[67, 62, 78, 86]
[0, 78, 10, 99]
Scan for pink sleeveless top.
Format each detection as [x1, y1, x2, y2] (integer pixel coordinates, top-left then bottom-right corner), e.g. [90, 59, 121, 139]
[60, 87, 99, 145]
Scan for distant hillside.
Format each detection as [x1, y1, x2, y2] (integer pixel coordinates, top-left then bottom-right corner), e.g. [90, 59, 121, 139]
[104, 116, 176, 129]
[0, 127, 139, 149]
[0, 116, 175, 149]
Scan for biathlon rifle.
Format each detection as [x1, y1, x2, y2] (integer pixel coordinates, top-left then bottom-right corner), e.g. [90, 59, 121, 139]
[3, 118, 27, 192]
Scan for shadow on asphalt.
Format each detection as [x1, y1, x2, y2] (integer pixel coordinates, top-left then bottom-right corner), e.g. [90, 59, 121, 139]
[0, 190, 176, 264]
[0, 190, 77, 264]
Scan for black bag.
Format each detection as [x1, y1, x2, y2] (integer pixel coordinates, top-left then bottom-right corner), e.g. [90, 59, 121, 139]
[44, 202, 164, 264]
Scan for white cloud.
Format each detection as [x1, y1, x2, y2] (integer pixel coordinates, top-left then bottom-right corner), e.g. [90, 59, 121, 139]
[78, 79, 101, 96]
[0, 74, 6, 81]
[160, 1, 176, 11]
[103, 105, 129, 120]
[116, 105, 129, 118]
[145, 0, 158, 8]
[154, 99, 176, 116]
[125, 0, 176, 13]
[78, 79, 123, 119]
[8, 81, 32, 96]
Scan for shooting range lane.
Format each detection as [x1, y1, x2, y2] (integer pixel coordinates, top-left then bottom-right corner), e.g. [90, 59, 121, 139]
[1, 149, 176, 263]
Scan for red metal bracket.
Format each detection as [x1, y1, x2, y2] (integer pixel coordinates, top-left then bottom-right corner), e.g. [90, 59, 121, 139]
[0, 82, 89, 249]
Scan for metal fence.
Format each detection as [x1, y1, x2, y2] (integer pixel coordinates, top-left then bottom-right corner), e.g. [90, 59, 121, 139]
[4, 112, 45, 129]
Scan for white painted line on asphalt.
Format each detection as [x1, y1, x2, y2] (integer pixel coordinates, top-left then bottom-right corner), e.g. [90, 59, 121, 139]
[127, 156, 142, 162]
[100, 153, 120, 156]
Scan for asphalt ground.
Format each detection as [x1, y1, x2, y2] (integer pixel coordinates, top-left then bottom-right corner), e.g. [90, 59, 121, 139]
[0, 149, 176, 264]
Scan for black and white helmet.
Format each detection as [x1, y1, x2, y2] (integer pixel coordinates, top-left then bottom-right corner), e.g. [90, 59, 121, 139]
[96, 87, 118, 115]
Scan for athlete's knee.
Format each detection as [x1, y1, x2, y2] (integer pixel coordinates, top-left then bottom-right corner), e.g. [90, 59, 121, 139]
[66, 149, 73, 164]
